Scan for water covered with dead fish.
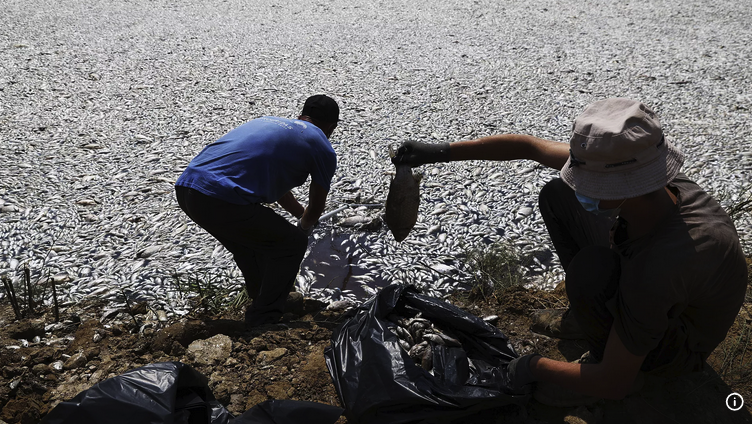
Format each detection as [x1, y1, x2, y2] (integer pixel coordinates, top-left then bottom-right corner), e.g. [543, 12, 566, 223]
[1, 0, 751, 317]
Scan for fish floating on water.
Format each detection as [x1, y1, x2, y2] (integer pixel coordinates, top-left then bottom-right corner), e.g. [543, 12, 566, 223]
[385, 145, 422, 242]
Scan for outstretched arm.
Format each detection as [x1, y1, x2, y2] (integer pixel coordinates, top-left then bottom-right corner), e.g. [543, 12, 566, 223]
[449, 134, 569, 170]
[392, 135, 569, 170]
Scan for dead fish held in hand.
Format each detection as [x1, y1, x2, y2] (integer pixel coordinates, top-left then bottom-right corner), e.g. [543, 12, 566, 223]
[385, 145, 422, 242]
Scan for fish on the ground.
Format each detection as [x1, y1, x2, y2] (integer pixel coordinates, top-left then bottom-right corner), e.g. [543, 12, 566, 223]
[337, 215, 372, 227]
[385, 145, 422, 242]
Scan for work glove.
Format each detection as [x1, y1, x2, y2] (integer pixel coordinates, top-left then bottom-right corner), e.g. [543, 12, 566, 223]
[391, 141, 450, 167]
[505, 353, 541, 394]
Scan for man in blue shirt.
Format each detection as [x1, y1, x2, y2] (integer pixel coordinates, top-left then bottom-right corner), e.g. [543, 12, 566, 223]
[175, 95, 339, 327]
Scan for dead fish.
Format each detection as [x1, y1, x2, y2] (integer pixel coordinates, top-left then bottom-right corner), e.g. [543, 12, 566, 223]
[327, 299, 355, 311]
[407, 340, 433, 371]
[337, 215, 372, 227]
[136, 245, 164, 258]
[399, 339, 411, 351]
[421, 344, 433, 371]
[394, 325, 415, 346]
[409, 340, 428, 359]
[423, 332, 462, 347]
[385, 145, 422, 242]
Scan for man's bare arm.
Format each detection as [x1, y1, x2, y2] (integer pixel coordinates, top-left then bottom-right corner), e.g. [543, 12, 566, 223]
[300, 181, 328, 230]
[530, 326, 646, 399]
[277, 191, 305, 218]
[449, 134, 569, 170]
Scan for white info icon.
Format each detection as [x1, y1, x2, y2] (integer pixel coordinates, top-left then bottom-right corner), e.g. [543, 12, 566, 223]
[726, 393, 744, 411]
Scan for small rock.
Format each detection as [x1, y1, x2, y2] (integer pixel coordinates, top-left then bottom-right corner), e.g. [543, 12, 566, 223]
[249, 337, 268, 351]
[63, 352, 88, 370]
[187, 334, 233, 365]
[89, 370, 105, 385]
[32, 363, 49, 374]
[256, 348, 288, 365]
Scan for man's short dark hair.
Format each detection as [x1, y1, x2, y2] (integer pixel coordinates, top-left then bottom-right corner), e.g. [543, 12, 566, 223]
[301, 95, 340, 123]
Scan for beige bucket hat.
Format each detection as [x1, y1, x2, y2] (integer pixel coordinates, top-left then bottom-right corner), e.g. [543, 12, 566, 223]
[560, 98, 685, 200]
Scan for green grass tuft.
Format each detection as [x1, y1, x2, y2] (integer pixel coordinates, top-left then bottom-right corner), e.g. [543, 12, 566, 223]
[461, 241, 529, 302]
[170, 270, 247, 316]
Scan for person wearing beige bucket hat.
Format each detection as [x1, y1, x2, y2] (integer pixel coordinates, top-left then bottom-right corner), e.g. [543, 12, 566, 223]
[560, 97, 685, 200]
[391, 98, 747, 406]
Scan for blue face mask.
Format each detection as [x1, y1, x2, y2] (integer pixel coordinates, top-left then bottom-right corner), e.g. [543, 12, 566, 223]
[575, 192, 625, 218]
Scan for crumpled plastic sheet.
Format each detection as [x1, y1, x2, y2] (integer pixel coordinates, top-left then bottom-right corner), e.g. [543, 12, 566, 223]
[324, 284, 529, 424]
[40, 361, 343, 424]
[232, 399, 343, 424]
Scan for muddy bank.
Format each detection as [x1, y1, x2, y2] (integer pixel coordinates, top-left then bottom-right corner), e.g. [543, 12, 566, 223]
[1, 284, 750, 424]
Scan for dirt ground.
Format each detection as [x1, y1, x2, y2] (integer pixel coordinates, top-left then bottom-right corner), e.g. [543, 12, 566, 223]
[1, 278, 751, 424]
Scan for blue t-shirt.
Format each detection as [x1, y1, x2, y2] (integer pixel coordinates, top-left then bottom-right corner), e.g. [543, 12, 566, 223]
[176, 116, 337, 204]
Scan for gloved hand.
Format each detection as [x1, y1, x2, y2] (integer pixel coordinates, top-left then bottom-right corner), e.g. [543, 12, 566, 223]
[391, 141, 450, 167]
[506, 353, 541, 394]
[297, 219, 315, 236]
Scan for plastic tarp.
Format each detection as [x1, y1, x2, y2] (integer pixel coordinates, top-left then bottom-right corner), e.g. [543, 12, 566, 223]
[324, 284, 529, 424]
[41, 361, 343, 424]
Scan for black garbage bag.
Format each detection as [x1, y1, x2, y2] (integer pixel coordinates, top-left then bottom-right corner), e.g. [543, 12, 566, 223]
[41, 361, 232, 424]
[324, 284, 529, 424]
[41, 361, 344, 424]
[231, 399, 344, 424]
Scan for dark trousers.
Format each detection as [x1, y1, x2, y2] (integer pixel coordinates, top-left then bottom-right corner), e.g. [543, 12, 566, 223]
[175, 186, 307, 321]
[539, 178, 616, 359]
[539, 179, 694, 375]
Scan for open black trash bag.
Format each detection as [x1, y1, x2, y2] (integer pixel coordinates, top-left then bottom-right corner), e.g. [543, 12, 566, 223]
[324, 284, 529, 424]
[41, 361, 344, 424]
